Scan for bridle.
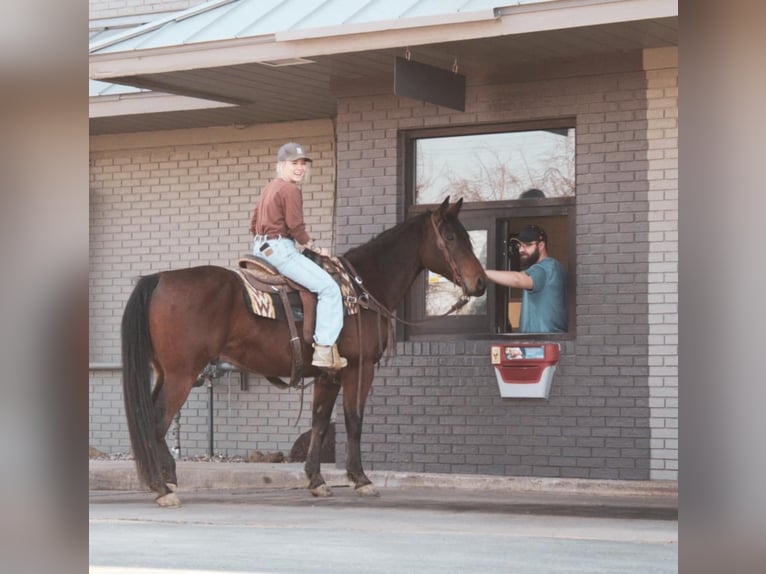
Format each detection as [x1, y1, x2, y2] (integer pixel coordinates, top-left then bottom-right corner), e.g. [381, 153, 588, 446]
[430, 211, 465, 291]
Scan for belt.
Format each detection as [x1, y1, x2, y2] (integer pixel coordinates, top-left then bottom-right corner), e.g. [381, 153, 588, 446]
[253, 233, 289, 241]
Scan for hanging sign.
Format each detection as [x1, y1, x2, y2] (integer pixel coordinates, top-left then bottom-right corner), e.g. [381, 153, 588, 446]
[394, 57, 465, 111]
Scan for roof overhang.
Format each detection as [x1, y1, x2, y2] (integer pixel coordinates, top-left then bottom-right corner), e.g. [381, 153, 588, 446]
[89, 90, 236, 118]
[90, 0, 677, 80]
[89, 0, 677, 134]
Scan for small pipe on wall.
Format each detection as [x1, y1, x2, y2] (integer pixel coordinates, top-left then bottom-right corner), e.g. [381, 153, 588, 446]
[89, 362, 122, 370]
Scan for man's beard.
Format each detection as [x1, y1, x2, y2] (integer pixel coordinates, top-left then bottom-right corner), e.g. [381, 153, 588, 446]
[521, 247, 540, 267]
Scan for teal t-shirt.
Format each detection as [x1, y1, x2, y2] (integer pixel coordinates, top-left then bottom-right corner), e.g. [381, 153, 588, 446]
[519, 257, 568, 333]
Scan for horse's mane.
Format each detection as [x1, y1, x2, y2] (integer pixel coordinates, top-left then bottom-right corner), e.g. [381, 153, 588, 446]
[343, 211, 428, 260]
[342, 206, 473, 268]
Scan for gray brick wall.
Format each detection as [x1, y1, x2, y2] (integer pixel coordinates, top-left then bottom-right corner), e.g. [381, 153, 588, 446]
[332, 56, 676, 480]
[89, 125, 336, 456]
[89, 370, 320, 456]
[645, 58, 679, 479]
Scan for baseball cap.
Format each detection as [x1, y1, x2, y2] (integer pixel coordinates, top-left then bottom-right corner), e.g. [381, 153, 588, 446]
[277, 142, 312, 162]
[512, 224, 547, 244]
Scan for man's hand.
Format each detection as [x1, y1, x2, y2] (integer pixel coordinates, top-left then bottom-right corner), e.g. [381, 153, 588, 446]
[485, 269, 533, 290]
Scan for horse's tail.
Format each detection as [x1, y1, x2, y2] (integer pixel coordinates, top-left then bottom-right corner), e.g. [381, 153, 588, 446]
[121, 273, 164, 492]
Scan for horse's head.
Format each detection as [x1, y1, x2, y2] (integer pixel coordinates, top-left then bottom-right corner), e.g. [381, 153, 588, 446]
[425, 197, 487, 297]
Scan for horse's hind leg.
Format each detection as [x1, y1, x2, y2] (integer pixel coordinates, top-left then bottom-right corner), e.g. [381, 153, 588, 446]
[149, 371, 176, 490]
[305, 373, 341, 497]
[151, 368, 195, 506]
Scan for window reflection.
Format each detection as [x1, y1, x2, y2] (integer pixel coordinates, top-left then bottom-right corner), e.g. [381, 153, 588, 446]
[415, 129, 575, 204]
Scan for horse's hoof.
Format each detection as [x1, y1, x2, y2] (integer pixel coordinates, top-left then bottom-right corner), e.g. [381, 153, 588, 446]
[309, 484, 333, 498]
[155, 492, 182, 507]
[355, 484, 380, 497]
[166, 483, 178, 492]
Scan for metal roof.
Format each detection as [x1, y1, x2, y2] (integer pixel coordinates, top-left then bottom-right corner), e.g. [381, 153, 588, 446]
[90, 0, 557, 54]
[89, 15, 236, 121]
[90, 23, 149, 96]
[90, 80, 144, 97]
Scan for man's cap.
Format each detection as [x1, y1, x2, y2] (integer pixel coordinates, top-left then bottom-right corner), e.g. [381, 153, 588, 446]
[512, 224, 547, 244]
[277, 142, 312, 162]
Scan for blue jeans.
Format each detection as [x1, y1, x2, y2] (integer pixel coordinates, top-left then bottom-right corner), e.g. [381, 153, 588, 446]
[252, 237, 343, 346]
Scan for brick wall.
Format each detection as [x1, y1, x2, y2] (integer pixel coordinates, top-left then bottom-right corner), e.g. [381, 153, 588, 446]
[645, 51, 679, 479]
[89, 121, 336, 456]
[332, 52, 677, 480]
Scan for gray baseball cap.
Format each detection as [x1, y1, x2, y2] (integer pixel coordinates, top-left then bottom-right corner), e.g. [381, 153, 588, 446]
[277, 142, 312, 162]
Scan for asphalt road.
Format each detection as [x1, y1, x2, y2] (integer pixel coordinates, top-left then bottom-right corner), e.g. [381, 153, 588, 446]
[89, 486, 677, 574]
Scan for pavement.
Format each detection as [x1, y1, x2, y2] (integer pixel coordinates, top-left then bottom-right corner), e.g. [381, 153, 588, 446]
[90, 461, 677, 573]
[89, 459, 677, 519]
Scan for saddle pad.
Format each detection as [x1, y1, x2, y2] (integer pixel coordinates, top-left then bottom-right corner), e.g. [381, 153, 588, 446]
[325, 256, 359, 316]
[235, 256, 358, 321]
[235, 269, 301, 321]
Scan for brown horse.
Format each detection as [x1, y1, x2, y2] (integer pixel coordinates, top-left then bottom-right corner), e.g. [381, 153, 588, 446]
[121, 197, 486, 506]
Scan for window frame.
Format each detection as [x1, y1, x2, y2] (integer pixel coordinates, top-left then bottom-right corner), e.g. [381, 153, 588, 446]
[400, 120, 577, 341]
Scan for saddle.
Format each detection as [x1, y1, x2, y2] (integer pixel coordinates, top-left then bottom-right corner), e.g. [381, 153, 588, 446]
[235, 251, 358, 388]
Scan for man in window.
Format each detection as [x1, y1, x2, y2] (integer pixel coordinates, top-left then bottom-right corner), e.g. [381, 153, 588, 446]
[485, 225, 568, 333]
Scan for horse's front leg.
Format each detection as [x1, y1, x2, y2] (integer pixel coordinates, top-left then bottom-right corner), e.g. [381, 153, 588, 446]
[305, 372, 341, 497]
[341, 364, 379, 497]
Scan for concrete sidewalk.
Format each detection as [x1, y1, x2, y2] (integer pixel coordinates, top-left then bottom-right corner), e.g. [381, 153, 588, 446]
[89, 459, 677, 516]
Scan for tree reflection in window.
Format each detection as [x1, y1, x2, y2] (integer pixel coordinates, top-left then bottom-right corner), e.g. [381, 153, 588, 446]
[415, 128, 575, 204]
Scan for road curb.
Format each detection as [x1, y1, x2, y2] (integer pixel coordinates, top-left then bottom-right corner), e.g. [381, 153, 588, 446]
[89, 460, 677, 502]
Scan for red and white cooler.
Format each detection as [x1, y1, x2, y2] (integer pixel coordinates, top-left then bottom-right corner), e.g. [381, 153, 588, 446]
[490, 343, 560, 399]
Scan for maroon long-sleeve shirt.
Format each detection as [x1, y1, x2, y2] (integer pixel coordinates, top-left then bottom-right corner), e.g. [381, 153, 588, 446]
[249, 179, 310, 244]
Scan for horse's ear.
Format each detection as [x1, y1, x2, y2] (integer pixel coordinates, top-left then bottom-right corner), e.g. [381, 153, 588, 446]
[439, 196, 450, 214]
[447, 196, 464, 216]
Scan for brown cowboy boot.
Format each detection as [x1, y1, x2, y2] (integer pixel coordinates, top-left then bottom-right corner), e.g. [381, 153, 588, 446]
[312, 344, 348, 370]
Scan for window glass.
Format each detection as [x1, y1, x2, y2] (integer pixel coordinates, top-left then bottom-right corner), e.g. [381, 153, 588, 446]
[415, 128, 575, 204]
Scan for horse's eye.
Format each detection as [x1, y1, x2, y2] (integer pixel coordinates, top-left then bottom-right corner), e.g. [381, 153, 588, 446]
[445, 232, 456, 241]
